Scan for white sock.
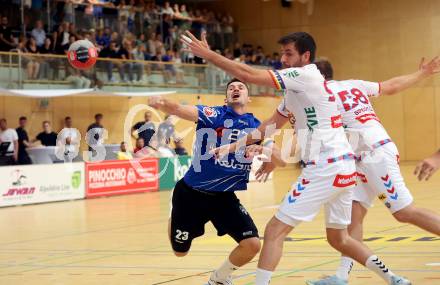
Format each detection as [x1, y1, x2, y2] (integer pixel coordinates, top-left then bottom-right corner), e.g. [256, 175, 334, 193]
[335, 256, 354, 281]
[214, 258, 239, 280]
[255, 268, 273, 285]
[365, 255, 395, 283]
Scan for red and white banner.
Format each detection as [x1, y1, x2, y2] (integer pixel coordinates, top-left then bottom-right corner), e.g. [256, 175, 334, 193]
[85, 159, 159, 197]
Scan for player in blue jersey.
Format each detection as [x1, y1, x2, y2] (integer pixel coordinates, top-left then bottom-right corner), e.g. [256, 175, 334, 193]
[148, 78, 285, 285]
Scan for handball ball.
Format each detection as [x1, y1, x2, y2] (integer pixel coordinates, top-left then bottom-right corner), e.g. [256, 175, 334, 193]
[67, 40, 98, 70]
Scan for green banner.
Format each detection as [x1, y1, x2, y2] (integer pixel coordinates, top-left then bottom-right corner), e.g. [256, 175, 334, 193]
[159, 156, 192, 191]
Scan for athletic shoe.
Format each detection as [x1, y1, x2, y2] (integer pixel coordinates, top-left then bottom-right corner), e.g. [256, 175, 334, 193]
[391, 276, 411, 285]
[306, 275, 348, 285]
[207, 271, 233, 285]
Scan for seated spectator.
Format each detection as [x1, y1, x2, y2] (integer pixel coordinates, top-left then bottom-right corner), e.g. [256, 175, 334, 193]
[38, 37, 58, 80]
[20, 37, 40, 80]
[117, 141, 133, 160]
[162, 49, 185, 84]
[131, 111, 155, 146]
[0, 118, 18, 165]
[133, 137, 155, 158]
[130, 43, 146, 82]
[103, 41, 126, 82]
[66, 65, 92, 88]
[35, 121, 58, 147]
[31, 20, 46, 48]
[174, 139, 188, 156]
[16, 116, 32, 164]
[52, 22, 70, 55]
[96, 27, 111, 50]
[58, 116, 80, 162]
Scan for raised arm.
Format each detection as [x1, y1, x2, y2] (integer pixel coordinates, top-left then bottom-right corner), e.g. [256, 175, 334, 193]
[181, 31, 275, 88]
[148, 96, 198, 122]
[380, 57, 440, 95]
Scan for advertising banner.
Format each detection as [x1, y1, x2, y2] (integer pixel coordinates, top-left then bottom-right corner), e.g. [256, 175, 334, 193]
[0, 162, 85, 207]
[85, 159, 158, 197]
[159, 156, 192, 190]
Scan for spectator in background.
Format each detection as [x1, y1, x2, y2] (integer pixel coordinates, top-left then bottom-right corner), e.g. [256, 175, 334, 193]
[117, 141, 133, 160]
[96, 27, 111, 50]
[233, 42, 242, 58]
[31, 20, 46, 48]
[0, 16, 16, 53]
[131, 43, 146, 82]
[270, 52, 282, 70]
[133, 137, 156, 158]
[38, 37, 58, 80]
[52, 22, 70, 55]
[22, 37, 40, 80]
[146, 32, 156, 58]
[157, 114, 175, 146]
[174, 138, 188, 156]
[162, 1, 174, 16]
[118, 0, 130, 34]
[58, 116, 80, 162]
[131, 111, 155, 146]
[86, 113, 104, 155]
[103, 41, 125, 82]
[15, 116, 32, 165]
[35, 121, 58, 146]
[162, 49, 184, 84]
[0, 118, 18, 165]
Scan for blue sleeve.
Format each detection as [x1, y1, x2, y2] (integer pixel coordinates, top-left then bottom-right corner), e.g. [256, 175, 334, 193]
[196, 105, 222, 128]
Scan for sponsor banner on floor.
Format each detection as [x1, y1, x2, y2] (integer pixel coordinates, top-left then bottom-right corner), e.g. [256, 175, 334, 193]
[0, 162, 85, 207]
[85, 159, 158, 197]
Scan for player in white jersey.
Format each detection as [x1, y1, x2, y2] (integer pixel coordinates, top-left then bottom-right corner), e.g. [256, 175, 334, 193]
[306, 59, 440, 285]
[181, 31, 410, 285]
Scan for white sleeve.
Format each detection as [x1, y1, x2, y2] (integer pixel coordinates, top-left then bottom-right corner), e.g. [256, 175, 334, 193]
[11, 129, 18, 141]
[276, 98, 289, 118]
[355, 80, 381, 97]
[268, 67, 307, 92]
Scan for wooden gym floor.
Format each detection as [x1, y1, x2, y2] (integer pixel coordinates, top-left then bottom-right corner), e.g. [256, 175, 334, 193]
[0, 162, 439, 285]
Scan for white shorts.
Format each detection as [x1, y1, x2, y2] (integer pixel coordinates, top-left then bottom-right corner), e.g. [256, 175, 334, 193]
[276, 160, 357, 229]
[353, 143, 413, 213]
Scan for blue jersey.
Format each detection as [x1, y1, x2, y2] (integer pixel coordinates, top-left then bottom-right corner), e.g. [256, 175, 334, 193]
[183, 105, 261, 192]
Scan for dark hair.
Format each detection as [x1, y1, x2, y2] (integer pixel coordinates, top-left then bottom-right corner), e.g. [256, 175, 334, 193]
[278, 32, 316, 63]
[19, 116, 27, 121]
[315, 59, 334, 80]
[65, 116, 71, 121]
[95, 113, 103, 119]
[226, 78, 249, 93]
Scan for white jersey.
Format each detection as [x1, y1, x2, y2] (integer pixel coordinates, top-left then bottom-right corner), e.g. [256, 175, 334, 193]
[269, 64, 353, 163]
[324, 80, 390, 150]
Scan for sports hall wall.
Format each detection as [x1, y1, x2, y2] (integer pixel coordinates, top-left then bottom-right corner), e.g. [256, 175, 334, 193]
[208, 0, 440, 161]
[0, 94, 283, 153]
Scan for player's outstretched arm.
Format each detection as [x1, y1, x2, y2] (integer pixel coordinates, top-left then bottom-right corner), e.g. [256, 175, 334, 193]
[211, 109, 288, 157]
[245, 142, 287, 168]
[148, 96, 198, 122]
[380, 57, 440, 95]
[181, 31, 275, 88]
[414, 150, 440, 181]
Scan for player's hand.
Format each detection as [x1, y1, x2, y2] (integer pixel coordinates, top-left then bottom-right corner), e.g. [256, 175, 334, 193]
[148, 96, 164, 109]
[255, 161, 276, 183]
[245, 144, 264, 159]
[180, 31, 211, 60]
[419, 56, 440, 77]
[210, 143, 237, 159]
[414, 151, 440, 181]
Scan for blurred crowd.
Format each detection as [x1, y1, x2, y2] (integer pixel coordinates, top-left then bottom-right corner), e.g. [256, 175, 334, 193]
[0, 111, 187, 166]
[0, 1, 282, 87]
